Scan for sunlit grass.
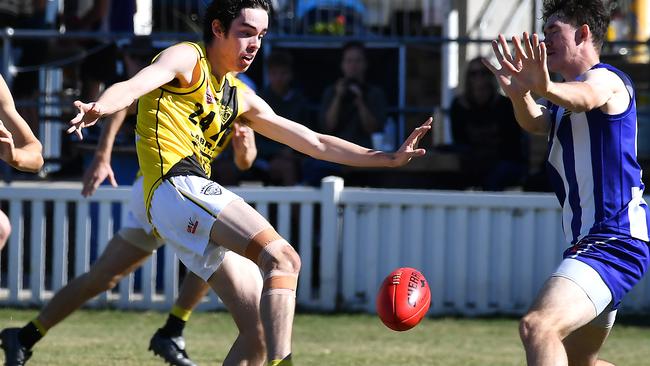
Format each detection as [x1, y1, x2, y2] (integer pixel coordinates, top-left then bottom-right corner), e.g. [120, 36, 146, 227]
[1, 309, 649, 365]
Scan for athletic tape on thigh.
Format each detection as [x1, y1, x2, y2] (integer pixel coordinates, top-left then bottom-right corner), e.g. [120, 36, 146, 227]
[213, 199, 273, 250]
[244, 227, 282, 263]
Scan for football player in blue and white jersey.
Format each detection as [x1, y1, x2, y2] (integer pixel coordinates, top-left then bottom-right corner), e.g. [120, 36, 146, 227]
[484, 0, 649, 365]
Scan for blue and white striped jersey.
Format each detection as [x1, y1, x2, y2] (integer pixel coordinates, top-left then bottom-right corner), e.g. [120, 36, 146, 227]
[546, 63, 650, 244]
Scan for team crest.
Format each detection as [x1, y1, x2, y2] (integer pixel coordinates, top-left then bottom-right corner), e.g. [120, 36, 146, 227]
[219, 104, 233, 124]
[201, 182, 222, 195]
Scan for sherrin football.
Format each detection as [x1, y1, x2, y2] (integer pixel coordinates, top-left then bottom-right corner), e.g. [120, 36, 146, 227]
[376, 267, 431, 331]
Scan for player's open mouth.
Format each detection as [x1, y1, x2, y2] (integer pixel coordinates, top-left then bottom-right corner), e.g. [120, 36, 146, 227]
[242, 55, 254, 64]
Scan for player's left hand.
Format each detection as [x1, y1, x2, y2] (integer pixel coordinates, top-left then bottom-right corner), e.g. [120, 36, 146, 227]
[0, 120, 17, 165]
[67, 101, 104, 140]
[232, 120, 256, 154]
[390, 117, 432, 167]
[81, 156, 117, 197]
[505, 32, 551, 96]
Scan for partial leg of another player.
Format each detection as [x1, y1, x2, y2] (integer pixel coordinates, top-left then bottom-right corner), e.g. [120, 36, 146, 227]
[0, 209, 11, 250]
[0, 233, 152, 365]
[149, 272, 210, 366]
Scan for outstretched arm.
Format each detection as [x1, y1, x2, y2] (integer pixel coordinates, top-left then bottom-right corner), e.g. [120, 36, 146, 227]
[242, 91, 431, 168]
[81, 109, 130, 197]
[0, 75, 43, 172]
[67, 43, 200, 139]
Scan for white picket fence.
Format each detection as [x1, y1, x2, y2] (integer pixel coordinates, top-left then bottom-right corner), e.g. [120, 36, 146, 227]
[1, 177, 650, 315]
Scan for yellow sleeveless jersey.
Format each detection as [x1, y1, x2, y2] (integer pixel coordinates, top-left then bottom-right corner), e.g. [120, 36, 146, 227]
[135, 42, 245, 212]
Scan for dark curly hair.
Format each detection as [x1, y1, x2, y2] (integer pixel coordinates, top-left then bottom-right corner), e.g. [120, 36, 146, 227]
[542, 0, 610, 51]
[203, 0, 271, 43]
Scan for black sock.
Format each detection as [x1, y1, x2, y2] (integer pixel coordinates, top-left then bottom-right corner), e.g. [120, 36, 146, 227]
[17, 322, 43, 349]
[158, 314, 186, 338]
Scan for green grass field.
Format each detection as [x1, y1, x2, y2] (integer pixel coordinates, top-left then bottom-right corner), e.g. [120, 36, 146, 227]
[1, 308, 649, 365]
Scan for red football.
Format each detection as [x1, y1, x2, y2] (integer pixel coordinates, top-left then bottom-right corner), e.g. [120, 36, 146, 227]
[376, 267, 431, 331]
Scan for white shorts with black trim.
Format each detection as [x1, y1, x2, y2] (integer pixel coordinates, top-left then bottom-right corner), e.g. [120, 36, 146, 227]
[149, 175, 241, 281]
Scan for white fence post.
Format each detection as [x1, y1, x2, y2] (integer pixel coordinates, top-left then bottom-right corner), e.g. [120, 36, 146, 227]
[7, 199, 23, 304]
[319, 176, 344, 311]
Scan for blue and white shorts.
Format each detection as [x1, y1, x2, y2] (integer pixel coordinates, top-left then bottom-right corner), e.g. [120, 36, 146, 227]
[553, 234, 650, 327]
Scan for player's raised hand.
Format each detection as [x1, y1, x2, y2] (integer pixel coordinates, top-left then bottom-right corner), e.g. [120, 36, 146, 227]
[0, 120, 17, 165]
[509, 32, 550, 95]
[391, 117, 432, 167]
[483, 34, 529, 98]
[67, 101, 104, 140]
[81, 156, 117, 197]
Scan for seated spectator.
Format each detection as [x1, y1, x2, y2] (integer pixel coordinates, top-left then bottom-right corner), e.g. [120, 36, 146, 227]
[304, 40, 387, 186]
[254, 51, 309, 186]
[2, 0, 49, 138]
[450, 57, 529, 191]
[213, 53, 309, 186]
[63, 0, 137, 101]
[320, 40, 386, 146]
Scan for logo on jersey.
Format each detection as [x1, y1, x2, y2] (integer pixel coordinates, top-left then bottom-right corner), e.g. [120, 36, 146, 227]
[219, 104, 234, 125]
[200, 182, 222, 195]
[187, 216, 199, 234]
[206, 85, 215, 104]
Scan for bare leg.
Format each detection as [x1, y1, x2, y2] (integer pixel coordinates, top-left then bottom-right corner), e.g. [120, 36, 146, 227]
[519, 277, 599, 366]
[563, 322, 611, 366]
[210, 199, 300, 362]
[37, 234, 150, 329]
[208, 251, 265, 365]
[0, 210, 11, 250]
[175, 272, 210, 311]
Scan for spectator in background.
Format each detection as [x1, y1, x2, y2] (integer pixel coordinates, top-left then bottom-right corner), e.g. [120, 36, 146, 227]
[255, 51, 309, 186]
[450, 56, 529, 191]
[1, 0, 48, 137]
[303, 40, 387, 186]
[63, 0, 136, 101]
[213, 52, 310, 186]
[52, 0, 136, 179]
[320, 40, 386, 147]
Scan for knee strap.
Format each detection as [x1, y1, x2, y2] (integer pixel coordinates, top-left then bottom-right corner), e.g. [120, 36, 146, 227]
[263, 269, 298, 296]
[245, 229, 298, 296]
[244, 228, 282, 263]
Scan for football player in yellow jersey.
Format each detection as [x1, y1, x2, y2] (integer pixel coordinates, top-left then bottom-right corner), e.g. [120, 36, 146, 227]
[66, 1, 432, 364]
